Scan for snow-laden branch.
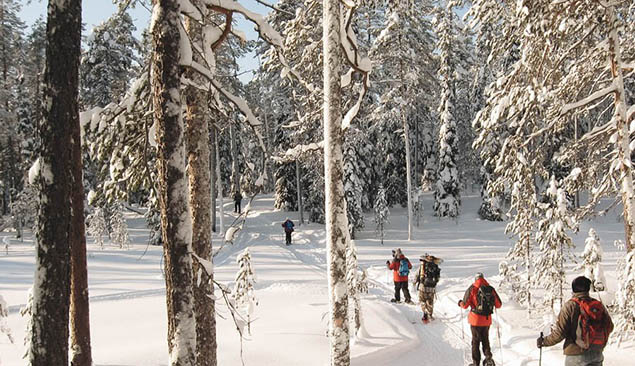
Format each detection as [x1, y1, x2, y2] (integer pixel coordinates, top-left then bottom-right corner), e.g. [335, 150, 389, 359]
[561, 83, 617, 115]
[339, 0, 371, 130]
[272, 141, 325, 163]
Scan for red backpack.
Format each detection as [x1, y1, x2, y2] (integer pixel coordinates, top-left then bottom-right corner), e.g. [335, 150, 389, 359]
[571, 298, 610, 349]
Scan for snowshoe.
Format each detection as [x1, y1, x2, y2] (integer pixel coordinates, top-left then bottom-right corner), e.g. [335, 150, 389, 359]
[483, 357, 495, 366]
[422, 314, 430, 324]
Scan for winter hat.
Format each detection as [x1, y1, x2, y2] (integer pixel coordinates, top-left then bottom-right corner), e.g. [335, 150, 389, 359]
[475, 272, 484, 281]
[572, 276, 592, 293]
[420, 253, 429, 261]
[395, 248, 403, 256]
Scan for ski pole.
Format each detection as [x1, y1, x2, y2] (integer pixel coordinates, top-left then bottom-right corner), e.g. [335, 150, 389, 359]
[539, 332, 543, 366]
[460, 307, 464, 340]
[495, 307, 503, 365]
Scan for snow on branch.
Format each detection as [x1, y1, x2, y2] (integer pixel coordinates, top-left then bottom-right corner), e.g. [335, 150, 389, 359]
[339, 0, 371, 130]
[561, 83, 617, 115]
[272, 141, 325, 163]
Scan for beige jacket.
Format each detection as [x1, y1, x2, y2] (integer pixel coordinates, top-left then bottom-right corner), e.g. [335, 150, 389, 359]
[542, 292, 613, 355]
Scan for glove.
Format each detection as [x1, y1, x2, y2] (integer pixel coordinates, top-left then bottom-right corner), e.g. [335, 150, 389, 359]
[457, 300, 464, 307]
[536, 336, 544, 348]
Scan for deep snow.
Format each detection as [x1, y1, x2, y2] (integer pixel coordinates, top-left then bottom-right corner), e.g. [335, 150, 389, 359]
[0, 193, 633, 365]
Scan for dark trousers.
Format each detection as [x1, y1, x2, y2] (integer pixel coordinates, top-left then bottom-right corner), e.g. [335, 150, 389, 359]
[393, 281, 411, 302]
[234, 201, 241, 213]
[285, 231, 292, 245]
[471, 325, 492, 365]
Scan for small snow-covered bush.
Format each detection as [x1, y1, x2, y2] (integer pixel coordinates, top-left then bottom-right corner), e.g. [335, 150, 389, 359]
[576, 228, 606, 291]
[612, 250, 635, 344]
[374, 185, 389, 245]
[109, 203, 130, 249]
[86, 207, 107, 249]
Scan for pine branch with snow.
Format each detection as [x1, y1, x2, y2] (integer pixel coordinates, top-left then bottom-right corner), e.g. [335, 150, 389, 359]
[613, 250, 635, 344]
[0, 294, 14, 344]
[233, 249, 257, 336]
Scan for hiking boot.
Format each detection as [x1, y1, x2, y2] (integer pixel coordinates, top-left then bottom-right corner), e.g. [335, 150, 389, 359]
[405, 299, 413, 305]
[390, 298, 399, 303]
[483, 357, 495, 366]
[422, 313, 429, 324]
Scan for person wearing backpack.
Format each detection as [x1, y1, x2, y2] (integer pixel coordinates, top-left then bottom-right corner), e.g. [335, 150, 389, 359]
[458, 272, 502, 366]
[537, 276, 613, 366]
[386, 248, 412, 304]
[281, 218, 295, 245]
[414, 253, 442, 323]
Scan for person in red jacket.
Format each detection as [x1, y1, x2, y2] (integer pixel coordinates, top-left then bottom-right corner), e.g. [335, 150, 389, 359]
[386, 248, 412, 304]
[458, 273, 502, 366]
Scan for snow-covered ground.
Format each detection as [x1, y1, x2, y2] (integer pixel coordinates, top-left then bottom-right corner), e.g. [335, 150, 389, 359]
[0, 193, 633, 365]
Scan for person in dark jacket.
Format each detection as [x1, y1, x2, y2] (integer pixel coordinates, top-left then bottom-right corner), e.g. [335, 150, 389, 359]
[414, 254, 442, 323]
[233, 190, 243, 213]
[282, 218, 294, 245]
[387, 248, 412, 304]
[537, 276, 613, 366]
[458, 273, 502, 366]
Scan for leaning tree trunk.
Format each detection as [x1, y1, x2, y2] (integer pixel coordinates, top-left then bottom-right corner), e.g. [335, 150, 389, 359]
[29, 0, 81, 364]
[607, 5, 635, 253]
[70, 60, 92, 366]
[151, 1, 197, 365]
[184, 16, 217, 366]
[323, 0, 350, 364]
[403, 110, 414, 240]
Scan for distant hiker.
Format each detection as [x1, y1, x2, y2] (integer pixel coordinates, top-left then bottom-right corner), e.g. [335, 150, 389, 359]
[282, 218, 294, 245]
[414, 253, 442, 323]
[458, 272, 502, 366]
[386, 248, 412, 304]
[233, 190, 243, 214]
[537, 276, 613, 366]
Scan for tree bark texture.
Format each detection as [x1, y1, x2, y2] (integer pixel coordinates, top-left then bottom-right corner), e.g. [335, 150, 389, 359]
[184, 16, 217, 366]
[70, 59, 92, 366]
[607, 6, 635, 253]
[151, 1, 197, 365]
[29, 0, 81, 364]
[323, 0, 350, 364]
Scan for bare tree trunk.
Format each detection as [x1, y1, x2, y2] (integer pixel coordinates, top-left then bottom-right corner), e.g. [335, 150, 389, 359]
[230, 124, 240, 193]
[29, 0, 81, 364]
[210, 127, 217, 233]
[295, 160, 304, 225]
[607, 5, 635, 253]
[70, 62, 92, 366]
[215, 130, 225, 236]
[324, 0, 350, 364]
[151, 1, 196, 365]
[184, 16, 217, 366]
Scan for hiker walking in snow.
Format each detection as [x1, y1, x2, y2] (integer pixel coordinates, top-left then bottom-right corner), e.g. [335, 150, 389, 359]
[458, 272, 502, 366]
[387, 248, 412, 304]
[537, 276, 613, 366]
[233, 190, 243, 214]
[414, 253, 442, 323]
[282, 218, 294, 245]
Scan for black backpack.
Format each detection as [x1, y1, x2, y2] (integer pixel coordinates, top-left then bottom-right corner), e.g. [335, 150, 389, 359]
[423, 262, 440, 287]
[473, 285, 496, 316]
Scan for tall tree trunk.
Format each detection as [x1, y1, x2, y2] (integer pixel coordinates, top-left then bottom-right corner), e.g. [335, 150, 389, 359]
[210, 126, 217, 233]
[607, 5, 635, 252]
[295, 160, 304, 224]
[151, 1, 196, 365]
[230, 124, 240, 193]
[29, 0, 81, 364]
[323, 0, 350, 364]
[184, 16, 217, 366]
[403, 110, 413, 240]
[70, 61, 92, 366]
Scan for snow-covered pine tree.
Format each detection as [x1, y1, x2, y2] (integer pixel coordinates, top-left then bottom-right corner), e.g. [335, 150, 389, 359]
[109, 203, 130, 249]
[433, 1, 460, 218]
[9, 184, 38, 239]
[374, 185, 389, 245]
[80, 10, 139, 108]
[233, 249, 257, 336]
[29, 0, 81, 363]
[576, 228, 606, 292]
[0, 294, 14, 344]
[534, 177, 577, 312]
[86, 207, 107, 249]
